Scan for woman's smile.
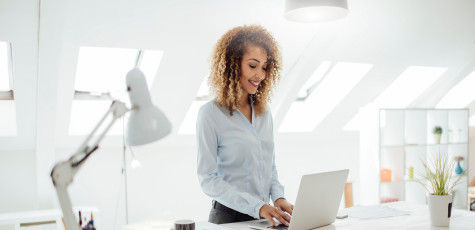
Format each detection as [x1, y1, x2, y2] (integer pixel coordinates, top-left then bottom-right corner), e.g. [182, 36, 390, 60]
[249, 80, 260, 88]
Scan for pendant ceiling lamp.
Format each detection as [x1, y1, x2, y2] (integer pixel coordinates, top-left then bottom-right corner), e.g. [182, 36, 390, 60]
[284, 0, 349, 22]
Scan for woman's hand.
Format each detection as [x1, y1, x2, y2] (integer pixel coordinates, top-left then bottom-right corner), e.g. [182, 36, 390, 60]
[259, 204, 291, 226]
[274, 198, 294, 215]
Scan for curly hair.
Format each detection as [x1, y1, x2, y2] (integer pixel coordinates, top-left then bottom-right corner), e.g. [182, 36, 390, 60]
[209, 25, 281, 116]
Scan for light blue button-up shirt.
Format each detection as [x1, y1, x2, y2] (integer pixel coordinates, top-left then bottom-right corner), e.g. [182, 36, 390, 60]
[196, 100, 285, 219]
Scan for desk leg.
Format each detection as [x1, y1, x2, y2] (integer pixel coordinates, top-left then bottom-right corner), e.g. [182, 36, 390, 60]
[56, 218, 65, 230]
[344, 182, 354, 208]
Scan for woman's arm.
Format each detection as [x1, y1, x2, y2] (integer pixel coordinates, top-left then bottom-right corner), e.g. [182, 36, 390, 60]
[196, 105, 265, 218]
[270, 154, 285, 203]
[270, 141, 293, 216]
[269, 111, 285, 203]
[268, 112, 293, 215]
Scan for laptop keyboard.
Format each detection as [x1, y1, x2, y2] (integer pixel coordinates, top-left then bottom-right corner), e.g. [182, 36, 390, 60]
[267, 224, 288, 230]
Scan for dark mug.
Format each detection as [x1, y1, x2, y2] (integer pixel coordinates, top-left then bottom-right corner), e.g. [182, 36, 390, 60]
[174, 220, 195, 230]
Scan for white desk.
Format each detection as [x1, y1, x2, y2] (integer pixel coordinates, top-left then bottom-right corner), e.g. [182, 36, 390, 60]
[222, 202, 475, 230]
[122, 202, 475, 230]
[0, 207, 97, 230]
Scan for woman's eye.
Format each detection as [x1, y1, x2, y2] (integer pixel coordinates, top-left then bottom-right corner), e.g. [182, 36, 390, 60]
[249, 65, 256, 69]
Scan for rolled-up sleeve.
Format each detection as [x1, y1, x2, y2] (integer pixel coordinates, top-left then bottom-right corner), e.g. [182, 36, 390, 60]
[196, 106, 265, 218]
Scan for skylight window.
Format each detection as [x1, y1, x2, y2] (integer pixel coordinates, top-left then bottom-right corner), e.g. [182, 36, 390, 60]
[343, 108, 363, 131]
[297, 61, 331, 99]
[0, 41, 12, 92]
[437, 70, 475, 108]
[178, 76, 210, 135]
[74, 47, 162, 94]
[343, 66, 447, 131]
[279, 62, 373, 133]
[69, 46, 163, 135]
[373, 66, 447, 108]
[0, 41, 16, 136]
[178, 100, 208, 135]
[196, 77, 210, 99]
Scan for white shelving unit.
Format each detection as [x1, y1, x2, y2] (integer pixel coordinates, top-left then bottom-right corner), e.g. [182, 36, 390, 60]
[378, 109, 469, 209]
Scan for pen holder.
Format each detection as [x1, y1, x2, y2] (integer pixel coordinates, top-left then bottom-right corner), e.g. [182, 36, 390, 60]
[174, 220, 195, 230]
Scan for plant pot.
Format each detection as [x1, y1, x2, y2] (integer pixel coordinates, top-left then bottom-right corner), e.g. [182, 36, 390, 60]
[433, 133, 441, 144]
[427, 194, 453, 227]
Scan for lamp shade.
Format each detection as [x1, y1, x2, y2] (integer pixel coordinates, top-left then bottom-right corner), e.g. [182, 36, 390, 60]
[284, 0, 348, 23]
[125, 68, 171, 146]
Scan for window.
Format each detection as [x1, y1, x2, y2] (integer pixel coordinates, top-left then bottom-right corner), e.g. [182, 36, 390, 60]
[437, 70, 475, 108]
[297, 61, 331, 99]
[178, 100, 208, 135]
[279, 62, 373, 132]
[178, 76, 210, 135]
[196, 76, 210, 99]
[373, 66, 447, 108]
[344, 66, 447, 131]
[69, 46, 164, 135]
[74, 47, 161, 96]
[0, 41, 16, 136]
[0, 41, 11, 91]
[0, 41, 13, 99]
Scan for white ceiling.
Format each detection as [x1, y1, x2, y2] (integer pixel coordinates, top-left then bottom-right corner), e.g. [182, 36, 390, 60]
[1, 0, 475, 150]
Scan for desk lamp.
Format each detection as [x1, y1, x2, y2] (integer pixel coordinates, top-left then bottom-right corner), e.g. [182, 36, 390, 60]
[50, 68, 171, 230]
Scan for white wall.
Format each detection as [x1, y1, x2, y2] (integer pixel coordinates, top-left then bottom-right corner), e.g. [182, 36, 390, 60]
[0, 150, 37, 212]
[470, 127, 475, 185]
[274, 134, 359, 206]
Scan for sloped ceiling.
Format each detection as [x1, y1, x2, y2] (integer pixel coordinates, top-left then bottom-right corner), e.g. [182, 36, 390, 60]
[0, 0, 475, 150]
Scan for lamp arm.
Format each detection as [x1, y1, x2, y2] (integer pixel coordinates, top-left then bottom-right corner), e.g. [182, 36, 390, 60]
[51, 100, 129, 230]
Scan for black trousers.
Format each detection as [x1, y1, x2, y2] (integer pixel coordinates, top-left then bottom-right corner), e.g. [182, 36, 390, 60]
[208, 200, 257, 224]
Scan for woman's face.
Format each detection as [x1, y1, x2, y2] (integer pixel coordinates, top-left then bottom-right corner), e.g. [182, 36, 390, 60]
[239, 44, 268, 95]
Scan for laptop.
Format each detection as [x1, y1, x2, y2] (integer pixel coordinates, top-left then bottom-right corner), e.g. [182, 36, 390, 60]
[248, 169, 349, 230]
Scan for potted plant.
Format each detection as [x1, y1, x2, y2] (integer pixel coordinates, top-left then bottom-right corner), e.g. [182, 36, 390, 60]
[432, 126, 443, 144]
[415, 153, 464, 227]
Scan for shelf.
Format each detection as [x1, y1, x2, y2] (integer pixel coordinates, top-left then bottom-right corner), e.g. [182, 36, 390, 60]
[451, 174, 467, 180]
[380, 179, 421, 184]
[382, 142, 467, 148]
[379, 109, 469, 209]
[380, 181, 405, 184]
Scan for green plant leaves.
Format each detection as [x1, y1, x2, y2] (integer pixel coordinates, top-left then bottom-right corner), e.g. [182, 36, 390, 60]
[415, 152, 464, 195]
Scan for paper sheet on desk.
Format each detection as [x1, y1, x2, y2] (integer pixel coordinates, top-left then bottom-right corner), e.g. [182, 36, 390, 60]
[451, 216, 475, 230]
[196, 221, 235, 230]
[344, 205, 411, 219]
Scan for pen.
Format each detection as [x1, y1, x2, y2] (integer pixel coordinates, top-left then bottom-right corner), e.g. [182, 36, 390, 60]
[79, 211, 82, 226]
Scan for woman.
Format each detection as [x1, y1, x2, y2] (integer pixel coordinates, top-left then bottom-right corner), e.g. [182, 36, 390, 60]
[196, 25, 293, 226]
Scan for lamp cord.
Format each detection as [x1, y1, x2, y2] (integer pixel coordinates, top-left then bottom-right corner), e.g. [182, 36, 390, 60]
[112, 162, 124, 230]
[112, 115, 128, 230]
[122, 116, 129, 225]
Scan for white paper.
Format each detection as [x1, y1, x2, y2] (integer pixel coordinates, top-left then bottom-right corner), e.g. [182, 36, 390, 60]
[346, 205, 411, 219]
[196, 221, 236, 230]
[450, 216, 475, 230]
